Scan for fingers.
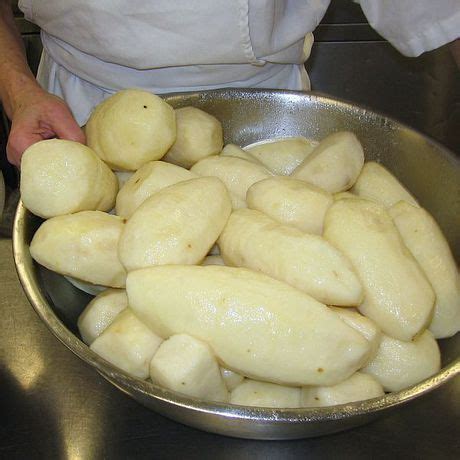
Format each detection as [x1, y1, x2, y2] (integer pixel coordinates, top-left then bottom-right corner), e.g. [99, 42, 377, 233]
[47, 102, 86, 145]
[6, 91, 86, 167]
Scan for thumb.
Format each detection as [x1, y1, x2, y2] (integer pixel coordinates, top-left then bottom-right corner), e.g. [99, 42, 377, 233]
[50, 106, 86, 145]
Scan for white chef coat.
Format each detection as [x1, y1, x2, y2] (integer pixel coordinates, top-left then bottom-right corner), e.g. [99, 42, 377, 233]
[18, 0, 460, 125]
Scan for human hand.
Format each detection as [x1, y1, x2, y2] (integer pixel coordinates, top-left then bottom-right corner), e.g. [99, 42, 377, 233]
[6, 84, 85, 167]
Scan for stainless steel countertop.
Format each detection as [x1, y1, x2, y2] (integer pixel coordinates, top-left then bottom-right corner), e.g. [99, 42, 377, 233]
[1, 232, 459, 457]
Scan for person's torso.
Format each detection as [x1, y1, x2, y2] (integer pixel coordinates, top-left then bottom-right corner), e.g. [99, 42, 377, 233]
[19, 0, 328, 68]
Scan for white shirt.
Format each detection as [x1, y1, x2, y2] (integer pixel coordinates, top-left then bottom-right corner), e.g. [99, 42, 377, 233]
[18, 0, 460, 125]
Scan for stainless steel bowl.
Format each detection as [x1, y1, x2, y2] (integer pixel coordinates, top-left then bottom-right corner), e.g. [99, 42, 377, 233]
[13, 89, 460, 440]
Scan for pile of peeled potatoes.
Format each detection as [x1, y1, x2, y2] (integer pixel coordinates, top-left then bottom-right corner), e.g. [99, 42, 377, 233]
[20, 89, 460, 409]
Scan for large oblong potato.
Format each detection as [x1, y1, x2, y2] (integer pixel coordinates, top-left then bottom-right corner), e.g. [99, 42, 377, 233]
[244, 136, 318, 175]
[191, 155, 271, 209]
[218, 209, 363, 307]
[115, 161, 196, 219]
[30, 211, 127, 288]
[246, 177, 334, 234]
[20, 139, 118, 218]
[351, 161, 418, 207]
[127, 265, 371, 386]
[323, 199, 435, 341]
[292, 131, 364, 193]
[118, 177, 232, 272]
[163, 106, 223, 168]
[362, 331, 441, 392]
[86, 89, 176, 171]
[389, 201, 460, 338]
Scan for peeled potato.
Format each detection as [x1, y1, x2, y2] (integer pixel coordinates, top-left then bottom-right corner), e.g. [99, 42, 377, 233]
[301, 372, 384, 407]
[220, 144, 261, 164]
[191, 155, 271, 209]
[127, 265, 370, 386]
[220, 368, 244, 391]
[115, 161, 196, 219]
[330, 307, 381, 362]
[292, 131, 364, 193]
[230, 380, 301, 408]
[351, 161, 418, 207]
[30, 211, 126, 288]
[244, 136, 318, 175]
[163, 106, 223, 168]
[246, 177, 333, 234]
[20, 139, 118, 218]
[86, 89, 176, 171]
[150, 334, 228, 403]
[118, 177, 232, 272]
[389, 201, 460, 338]
[324, 199, 435, 341]
[91, 309, 163, 379]
[362, 331, 441, 392]
[77, 289, 128, 345]
[218, 209, 363, 306]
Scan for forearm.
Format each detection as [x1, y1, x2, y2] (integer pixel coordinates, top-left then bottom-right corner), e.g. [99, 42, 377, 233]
[0, 1, 41, 119]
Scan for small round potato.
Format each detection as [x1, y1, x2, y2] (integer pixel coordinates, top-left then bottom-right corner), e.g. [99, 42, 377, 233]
[86, 89, 176, 171]
[91, 308, 163, 380]
[292, 131, 364, 193]
[20, 139, 118, 218]
[150, 334, 228, 403]
[163, 106, 223, 168]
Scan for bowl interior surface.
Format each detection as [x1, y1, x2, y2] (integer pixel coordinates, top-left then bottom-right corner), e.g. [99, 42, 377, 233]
[13, 89, 460, 440]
